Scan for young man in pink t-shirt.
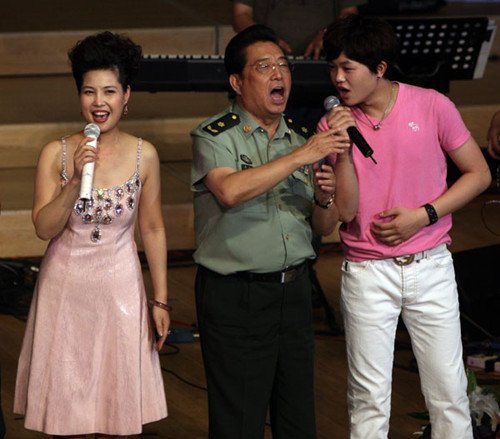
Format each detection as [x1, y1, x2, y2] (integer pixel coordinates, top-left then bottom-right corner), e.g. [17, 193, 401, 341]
[318, 15, 491, 438]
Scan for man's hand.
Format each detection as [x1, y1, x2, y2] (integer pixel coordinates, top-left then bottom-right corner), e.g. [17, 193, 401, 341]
[304, 30, 325, 59]
[297, 128, 351, 165]
[277, 37, 292, 54]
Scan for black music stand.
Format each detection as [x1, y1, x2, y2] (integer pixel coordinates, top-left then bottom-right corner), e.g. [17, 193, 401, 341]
[387, 16, 496, 93]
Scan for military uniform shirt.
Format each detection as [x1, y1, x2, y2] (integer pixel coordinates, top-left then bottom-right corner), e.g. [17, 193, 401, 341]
[190, 103, 316, 275]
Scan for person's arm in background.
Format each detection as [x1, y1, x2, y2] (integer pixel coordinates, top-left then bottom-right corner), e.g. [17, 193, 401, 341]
[303, 5, 359, 59]
[232, 1, 256, 32]
[487, 110, 500, 159]
[232, 1, 293, 53]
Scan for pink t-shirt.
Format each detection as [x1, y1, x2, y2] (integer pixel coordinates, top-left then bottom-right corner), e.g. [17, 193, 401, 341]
[317, 82, 471, 261]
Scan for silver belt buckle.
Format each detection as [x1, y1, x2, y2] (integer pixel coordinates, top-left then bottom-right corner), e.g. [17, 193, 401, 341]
[281, 269, 296, 283]
[393, 254, 415, 266]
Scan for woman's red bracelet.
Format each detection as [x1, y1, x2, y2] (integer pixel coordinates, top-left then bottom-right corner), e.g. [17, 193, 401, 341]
[149, 299, 172, 312]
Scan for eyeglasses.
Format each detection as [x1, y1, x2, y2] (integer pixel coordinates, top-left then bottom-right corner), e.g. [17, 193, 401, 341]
[250, 59, 293, 75]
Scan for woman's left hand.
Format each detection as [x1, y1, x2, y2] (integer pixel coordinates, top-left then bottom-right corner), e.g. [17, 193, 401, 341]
[152, 306, 170, 351]
[313, 162, 336, 203]
[370, 206, 428, 246]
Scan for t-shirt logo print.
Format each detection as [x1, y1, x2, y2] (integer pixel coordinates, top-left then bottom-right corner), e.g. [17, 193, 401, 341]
[409, 122, 420, 132]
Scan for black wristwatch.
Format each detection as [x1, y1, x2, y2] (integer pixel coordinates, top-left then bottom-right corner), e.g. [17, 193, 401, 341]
[422, 203, 438, 226]
[314, 194, 335, 209]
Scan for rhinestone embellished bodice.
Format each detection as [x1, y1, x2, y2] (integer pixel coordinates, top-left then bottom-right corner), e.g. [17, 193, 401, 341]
[61, 137, 142, 243]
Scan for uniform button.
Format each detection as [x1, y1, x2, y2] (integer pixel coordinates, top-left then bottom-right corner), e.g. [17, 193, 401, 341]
[279, 204, 282, 210]
[286, 234, 290, 240]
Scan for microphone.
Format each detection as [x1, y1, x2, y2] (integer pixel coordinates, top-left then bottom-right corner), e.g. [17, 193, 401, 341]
[79, 123, 101, 204]
[323, 96, 377, 164]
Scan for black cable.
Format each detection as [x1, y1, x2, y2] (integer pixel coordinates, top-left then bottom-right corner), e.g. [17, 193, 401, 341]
[161, 367, 208, 392]
[160, 343, 180, 356]
[159, 346, 273, 428]
[158, 341, 208, 391]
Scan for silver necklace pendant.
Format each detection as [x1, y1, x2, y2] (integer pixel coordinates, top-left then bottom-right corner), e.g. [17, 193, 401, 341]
[360, 82, 395, 132]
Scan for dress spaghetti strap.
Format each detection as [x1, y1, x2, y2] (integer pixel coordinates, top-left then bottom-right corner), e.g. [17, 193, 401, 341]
[61, 137, 70, 185]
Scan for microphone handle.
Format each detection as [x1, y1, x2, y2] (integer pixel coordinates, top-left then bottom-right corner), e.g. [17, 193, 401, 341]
[79, 136, 98, 201]
[346, 126, 377, 164]
[79, 162, 95, 201]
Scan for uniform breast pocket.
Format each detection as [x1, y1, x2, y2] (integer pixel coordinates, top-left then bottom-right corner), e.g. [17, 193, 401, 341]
[280, 169, 313, 215]
[290, 168, 313, 200]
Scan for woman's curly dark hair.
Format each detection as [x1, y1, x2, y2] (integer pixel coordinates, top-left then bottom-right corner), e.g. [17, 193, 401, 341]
[68, 31, 143, 93]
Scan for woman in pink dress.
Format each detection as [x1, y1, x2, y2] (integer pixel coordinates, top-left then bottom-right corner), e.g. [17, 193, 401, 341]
[14, 31, 169, 438]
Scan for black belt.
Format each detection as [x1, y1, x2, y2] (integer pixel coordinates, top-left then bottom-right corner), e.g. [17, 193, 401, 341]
[234, 261, 308, 284]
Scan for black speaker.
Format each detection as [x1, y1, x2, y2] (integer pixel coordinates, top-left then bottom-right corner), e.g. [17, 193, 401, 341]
[453, 244, 500, 341]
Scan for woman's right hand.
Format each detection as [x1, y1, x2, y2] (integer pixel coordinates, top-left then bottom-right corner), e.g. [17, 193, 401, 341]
[326, 105, 357, 140]
[32, 137, 87, 240]
[72, 135, 98, 182]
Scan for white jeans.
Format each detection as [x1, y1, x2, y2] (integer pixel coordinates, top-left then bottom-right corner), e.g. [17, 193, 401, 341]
[341, 244, 472, 439]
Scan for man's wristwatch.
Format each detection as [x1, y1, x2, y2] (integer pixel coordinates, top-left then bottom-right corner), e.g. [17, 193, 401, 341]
[314, 194, 335, 209]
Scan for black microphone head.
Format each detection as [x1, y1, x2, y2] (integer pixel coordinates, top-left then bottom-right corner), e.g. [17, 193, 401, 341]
[84, 123, 100, 138]
[323, 95, 340, 111]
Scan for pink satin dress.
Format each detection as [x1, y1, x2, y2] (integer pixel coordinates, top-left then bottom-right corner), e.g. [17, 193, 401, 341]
[14, 138, 167, 436]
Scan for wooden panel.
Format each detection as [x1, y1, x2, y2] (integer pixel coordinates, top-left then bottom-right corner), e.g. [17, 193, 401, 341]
[458, 104, 499, 146]
[0, 211, 47, 257]
[218, 25, 235, 53]
[0, 204, 195, 258]
[0, 117, 204, 168]
[0, 27, 217, 77]
[1, 103, 495, 170]
[0, 168, 36, 211]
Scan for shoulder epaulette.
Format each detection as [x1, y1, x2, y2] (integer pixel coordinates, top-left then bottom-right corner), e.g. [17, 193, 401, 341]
[202, 113, 240, 136]
[284, 116, 313, 139]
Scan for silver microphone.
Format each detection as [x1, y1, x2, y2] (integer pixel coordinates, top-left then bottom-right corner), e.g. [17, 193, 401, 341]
[323, 95, 341, 112]
[79, 123, 100, 202]
[323, 95, 377, 164]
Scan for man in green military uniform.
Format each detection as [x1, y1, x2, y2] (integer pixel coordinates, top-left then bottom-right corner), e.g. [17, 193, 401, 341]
[190, 24, 358, 439]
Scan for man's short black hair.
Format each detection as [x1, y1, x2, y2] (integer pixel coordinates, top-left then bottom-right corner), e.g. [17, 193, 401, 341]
[224, 24, 281, 76]
[323, 15, 399, 77]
